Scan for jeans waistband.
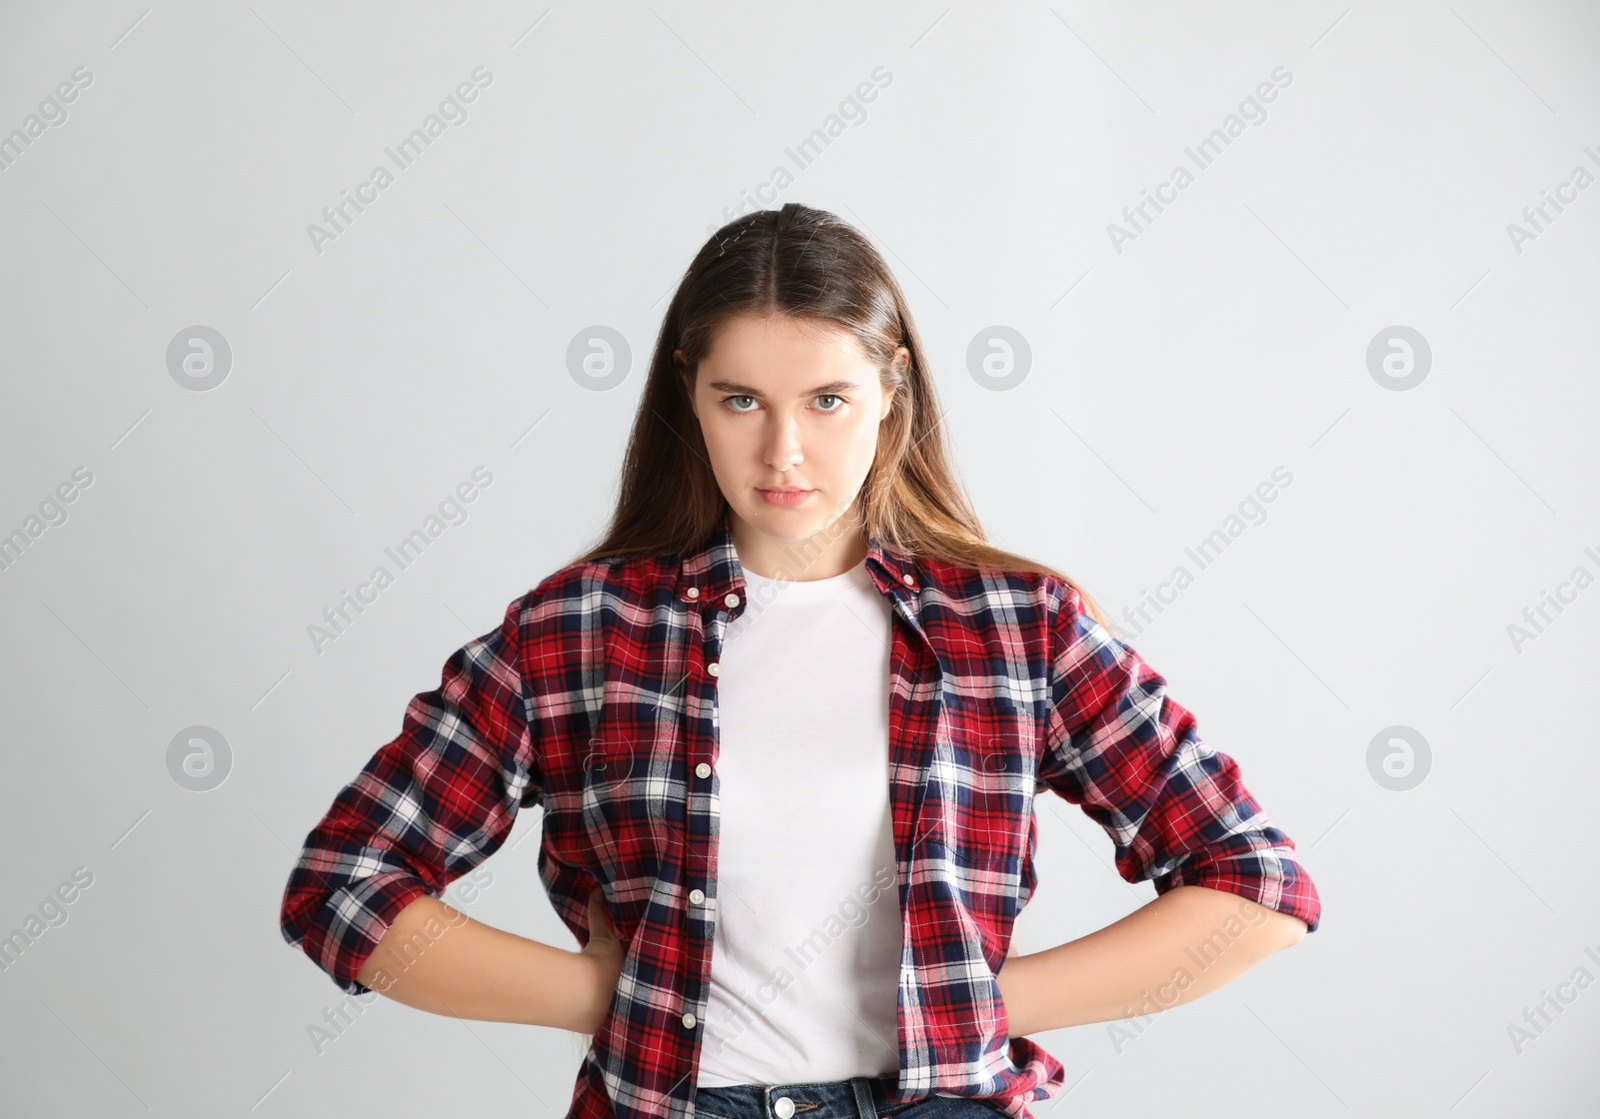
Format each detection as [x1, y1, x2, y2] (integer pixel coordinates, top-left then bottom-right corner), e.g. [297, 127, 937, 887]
[692, 1074, 906, 1119]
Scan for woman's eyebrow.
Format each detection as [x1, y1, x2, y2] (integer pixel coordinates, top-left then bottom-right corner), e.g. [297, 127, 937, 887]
[706, 379, 860, 396]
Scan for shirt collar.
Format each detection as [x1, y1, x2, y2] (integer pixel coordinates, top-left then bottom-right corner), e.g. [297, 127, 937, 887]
[672, 506, 921, 608]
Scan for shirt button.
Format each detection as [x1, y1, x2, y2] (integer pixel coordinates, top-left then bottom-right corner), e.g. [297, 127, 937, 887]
[695, 762, 712, 779]
[901, 573, 916, 586]
[682, 1011, 697, 1029]
[689, 888, 705, 905]
[706, 662, 720, 677]
[774, 1097, 796, 1119]
[686, 587, 700, 599]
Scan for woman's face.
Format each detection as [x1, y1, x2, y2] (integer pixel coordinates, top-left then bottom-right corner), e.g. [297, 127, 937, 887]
[680, 312, 904, 578]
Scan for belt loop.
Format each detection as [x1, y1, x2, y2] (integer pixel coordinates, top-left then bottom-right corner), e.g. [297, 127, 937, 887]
[848, 1077, 878, 1119]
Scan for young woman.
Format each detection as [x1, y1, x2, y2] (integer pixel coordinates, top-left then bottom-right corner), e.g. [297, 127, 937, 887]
[280, 202, 1320, 1119]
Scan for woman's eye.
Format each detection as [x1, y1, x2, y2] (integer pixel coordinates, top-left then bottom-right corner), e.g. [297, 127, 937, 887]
[720, 394, 844, 414]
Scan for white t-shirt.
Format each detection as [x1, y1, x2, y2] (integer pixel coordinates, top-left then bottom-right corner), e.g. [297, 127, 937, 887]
[695, 557, 904, 1086]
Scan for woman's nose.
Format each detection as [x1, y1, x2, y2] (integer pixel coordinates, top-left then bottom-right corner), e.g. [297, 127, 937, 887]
[764, 415, 804, 469]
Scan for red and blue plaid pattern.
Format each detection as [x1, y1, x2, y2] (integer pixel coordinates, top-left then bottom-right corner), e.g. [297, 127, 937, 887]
[280, 508, 1321, 1119]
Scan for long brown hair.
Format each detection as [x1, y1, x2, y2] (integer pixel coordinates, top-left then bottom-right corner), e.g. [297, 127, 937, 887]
[571, 202, 1109, 629]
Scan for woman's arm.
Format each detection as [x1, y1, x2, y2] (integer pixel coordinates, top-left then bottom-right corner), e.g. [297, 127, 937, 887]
[1018, 583, 1323, 1039]
[997, 884, 1306, 1037]
[353, 888, 624, 1033]
[280, 592, 631, 1034]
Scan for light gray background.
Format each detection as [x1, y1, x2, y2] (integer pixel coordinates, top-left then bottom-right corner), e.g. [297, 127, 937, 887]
[2, 2, 1597, 1115]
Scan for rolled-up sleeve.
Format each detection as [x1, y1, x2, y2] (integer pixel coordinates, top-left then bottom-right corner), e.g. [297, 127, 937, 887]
[278, 593, 546, 993]
[1037, 585, 1321, 933]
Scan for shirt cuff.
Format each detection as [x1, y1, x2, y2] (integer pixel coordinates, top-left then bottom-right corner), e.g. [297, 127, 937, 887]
[1156, 854, 1322, 933]
[313, 871, 436, 995]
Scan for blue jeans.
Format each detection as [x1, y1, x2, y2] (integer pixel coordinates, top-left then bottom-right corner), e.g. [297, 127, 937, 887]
[691, 1076, 1007, 1119]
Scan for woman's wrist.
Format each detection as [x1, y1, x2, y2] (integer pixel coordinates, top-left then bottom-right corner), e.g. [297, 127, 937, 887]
[567, 944, 621, 1034]
[995, 951, 1040, 1038]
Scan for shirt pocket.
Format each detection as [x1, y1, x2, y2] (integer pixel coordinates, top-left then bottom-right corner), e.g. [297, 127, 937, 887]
[577, 727, 686, 880]
[947, 727, 1037, 939]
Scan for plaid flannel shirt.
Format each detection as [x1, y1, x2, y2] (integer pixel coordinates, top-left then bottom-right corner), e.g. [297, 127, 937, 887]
[279, 508, 1321, 1119]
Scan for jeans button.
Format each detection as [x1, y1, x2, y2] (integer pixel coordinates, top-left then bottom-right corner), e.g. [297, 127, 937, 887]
[773, 1098, 795, 1119]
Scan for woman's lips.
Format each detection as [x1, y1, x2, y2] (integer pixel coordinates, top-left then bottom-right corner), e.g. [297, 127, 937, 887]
[757, 487, 813, 507]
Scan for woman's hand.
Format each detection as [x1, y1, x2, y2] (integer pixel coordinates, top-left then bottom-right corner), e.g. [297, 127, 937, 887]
[574, 885, 626, 1034]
